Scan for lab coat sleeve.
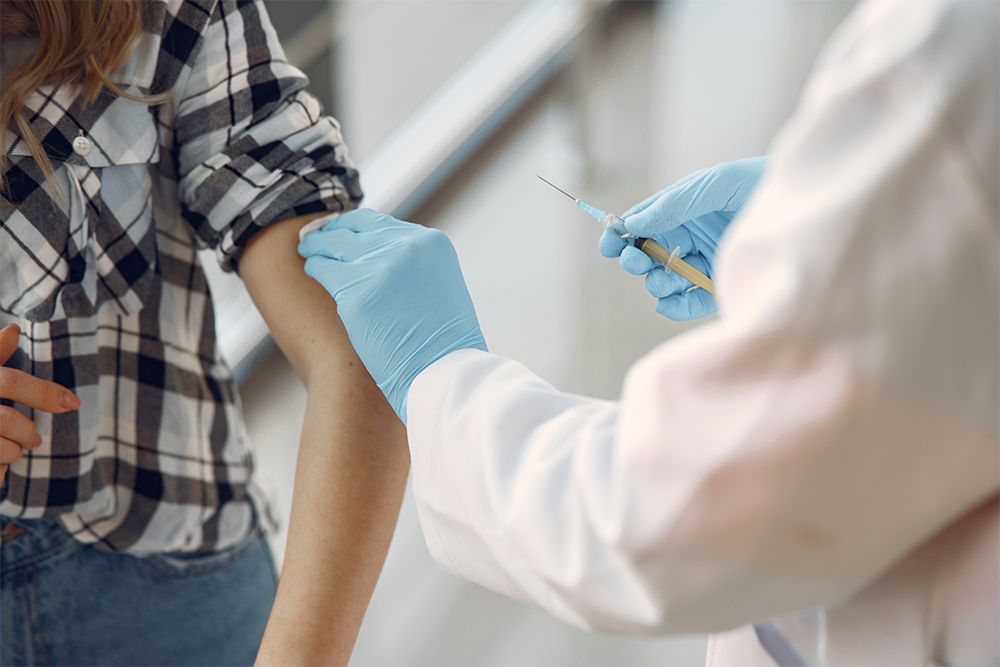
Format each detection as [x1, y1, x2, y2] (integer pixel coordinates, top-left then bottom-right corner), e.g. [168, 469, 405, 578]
[407, 0, 999, 635]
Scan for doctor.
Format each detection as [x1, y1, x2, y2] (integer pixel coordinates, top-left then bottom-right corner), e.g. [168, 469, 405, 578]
[298, 1, 998, 664]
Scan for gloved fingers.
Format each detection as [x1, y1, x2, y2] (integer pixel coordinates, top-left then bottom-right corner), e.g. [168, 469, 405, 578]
[621, 169, 705, 218]
[302, 254, 345, 282]
[709, 156, 770, 213]
[644, 266, 691, 299]
[654, 225, 699, 259]
[621, 189, 666, 219]
[319, 207, 414, 234]
[619, 245, 657, 276]
[624, 157, 768, 238]
[624, 177, 721, 238]
[299, 228, 362, 262]
[299, 226, 406, 263]
[599, 228, 628, 258]
[302, 255, 367, 300]
[686, 211, 729, 259]
[654, 288, 718, 321]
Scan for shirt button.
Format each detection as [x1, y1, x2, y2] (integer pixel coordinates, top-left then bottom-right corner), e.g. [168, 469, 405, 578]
[72, 135, 92, 156]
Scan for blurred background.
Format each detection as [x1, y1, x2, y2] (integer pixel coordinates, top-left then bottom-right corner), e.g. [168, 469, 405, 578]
[208, 1, 855, 664]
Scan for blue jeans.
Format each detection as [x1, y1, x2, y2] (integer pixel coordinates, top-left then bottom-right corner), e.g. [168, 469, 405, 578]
[1, 517, 278, 666]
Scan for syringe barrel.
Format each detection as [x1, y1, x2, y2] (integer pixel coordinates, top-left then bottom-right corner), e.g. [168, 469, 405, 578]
[633, 237, 670, 263]
[633, 237, 716, 296]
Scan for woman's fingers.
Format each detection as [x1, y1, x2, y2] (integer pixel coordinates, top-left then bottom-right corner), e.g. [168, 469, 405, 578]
[0, 405, 41, 450]
[2, 324, 81, 413]
[0, 324, 20, 365]
[1, 436, 26, 466]
[0, 326, 71, 477]
[655, 288, 718, 321]
[0, 367, 80, 413]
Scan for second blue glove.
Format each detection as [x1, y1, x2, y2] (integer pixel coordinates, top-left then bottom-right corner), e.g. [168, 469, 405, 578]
[298, 209, 487, 423]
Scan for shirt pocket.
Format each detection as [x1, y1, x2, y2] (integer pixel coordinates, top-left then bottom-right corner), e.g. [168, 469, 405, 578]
[1, 92, 161, 321]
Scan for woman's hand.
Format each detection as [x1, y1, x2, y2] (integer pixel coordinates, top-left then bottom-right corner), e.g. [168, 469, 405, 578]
[0, 324, 80, 481]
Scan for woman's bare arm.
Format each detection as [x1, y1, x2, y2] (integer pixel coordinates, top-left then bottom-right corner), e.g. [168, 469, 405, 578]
[239, 214, 410, 665]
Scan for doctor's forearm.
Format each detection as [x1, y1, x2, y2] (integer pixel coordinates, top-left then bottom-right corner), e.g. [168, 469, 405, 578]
[240, 214, 410, 665]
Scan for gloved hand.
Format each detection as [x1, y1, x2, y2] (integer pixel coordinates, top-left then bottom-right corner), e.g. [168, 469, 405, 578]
[599, 156, 769, 320]
[298, 209, 487, 424]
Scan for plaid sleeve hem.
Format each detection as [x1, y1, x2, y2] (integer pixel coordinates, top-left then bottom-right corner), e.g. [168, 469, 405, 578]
[174, 0, 363, 272]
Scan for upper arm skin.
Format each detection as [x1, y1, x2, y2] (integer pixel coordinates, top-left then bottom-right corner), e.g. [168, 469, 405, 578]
[239, 214, 361, 387]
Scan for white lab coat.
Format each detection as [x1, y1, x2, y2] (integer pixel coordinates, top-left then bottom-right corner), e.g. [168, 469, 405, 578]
[406, 1, 999, 664]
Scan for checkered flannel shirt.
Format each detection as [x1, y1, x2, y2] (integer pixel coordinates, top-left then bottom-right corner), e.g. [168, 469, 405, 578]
[0, 0, 362, 554]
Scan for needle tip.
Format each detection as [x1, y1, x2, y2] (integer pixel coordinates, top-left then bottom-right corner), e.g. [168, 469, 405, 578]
[537, 175, 577, 201]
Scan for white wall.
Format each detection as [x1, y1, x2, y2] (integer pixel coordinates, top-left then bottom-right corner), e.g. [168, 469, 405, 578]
[334, 0, 529, 163]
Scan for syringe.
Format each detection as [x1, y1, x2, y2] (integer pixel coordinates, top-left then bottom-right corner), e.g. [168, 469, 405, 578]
[537, 176, 716, 296]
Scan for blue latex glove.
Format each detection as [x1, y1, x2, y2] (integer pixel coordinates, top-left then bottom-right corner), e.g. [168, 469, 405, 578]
[298, 209, 487, 424]
[599, 156, 769, 320]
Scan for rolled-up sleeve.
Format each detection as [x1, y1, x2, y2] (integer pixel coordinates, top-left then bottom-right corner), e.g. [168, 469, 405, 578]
[174, 0, 362, 270]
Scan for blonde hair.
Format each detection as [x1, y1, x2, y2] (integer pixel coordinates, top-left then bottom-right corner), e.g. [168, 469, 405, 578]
[1, 0, 164, 189]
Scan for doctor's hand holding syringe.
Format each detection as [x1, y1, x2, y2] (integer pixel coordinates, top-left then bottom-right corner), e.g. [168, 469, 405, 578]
[595, 156, 768, 320]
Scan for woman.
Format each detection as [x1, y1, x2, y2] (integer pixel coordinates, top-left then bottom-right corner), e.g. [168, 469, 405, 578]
[0, 1, 408, 664]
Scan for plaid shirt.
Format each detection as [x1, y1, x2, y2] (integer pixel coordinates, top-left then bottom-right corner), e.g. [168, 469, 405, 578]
[0, 0, 362, 554]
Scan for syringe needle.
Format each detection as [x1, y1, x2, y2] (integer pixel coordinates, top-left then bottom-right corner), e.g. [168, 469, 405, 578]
[539, 175, 608, 223]
[537, 175, 577, 202]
